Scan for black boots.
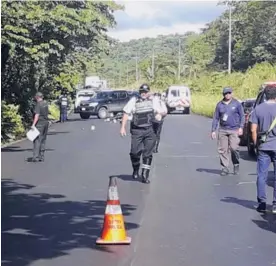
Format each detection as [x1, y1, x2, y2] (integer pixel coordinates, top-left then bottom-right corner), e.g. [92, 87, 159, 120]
[141, 157, 152, 184]
[131, 156, 140, 179]
[153, 140, 159, 153]
[132, 167, 139, 179]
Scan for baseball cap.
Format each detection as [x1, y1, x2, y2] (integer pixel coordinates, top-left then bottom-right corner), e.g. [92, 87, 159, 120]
[35, 92, 43, 98]
[222, 87, 233, 95]
[139, 84, 150, 92]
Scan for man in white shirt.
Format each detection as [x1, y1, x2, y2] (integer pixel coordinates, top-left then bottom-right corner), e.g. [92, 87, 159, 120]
[120, 84, 160, 184]
[152, 93, 168, 153]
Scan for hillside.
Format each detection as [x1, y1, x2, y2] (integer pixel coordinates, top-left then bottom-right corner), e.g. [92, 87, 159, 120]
[98, 1, 276, 90]
[98, 33, 194, 87]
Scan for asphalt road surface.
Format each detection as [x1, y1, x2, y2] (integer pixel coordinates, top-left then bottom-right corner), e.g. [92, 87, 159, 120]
[2, 114, 276, 266]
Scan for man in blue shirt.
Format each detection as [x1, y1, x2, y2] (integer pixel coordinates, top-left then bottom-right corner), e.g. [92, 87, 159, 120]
[211, 87, 245, 176]
[250, 84, 276, 214]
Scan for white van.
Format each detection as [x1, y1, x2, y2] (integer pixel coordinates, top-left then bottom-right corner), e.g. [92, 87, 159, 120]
[165, 85, 191, 114]
[74, 89, 97, 113]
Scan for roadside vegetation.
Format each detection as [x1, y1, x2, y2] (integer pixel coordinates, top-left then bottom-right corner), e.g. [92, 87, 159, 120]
[1, 1, 276, 143]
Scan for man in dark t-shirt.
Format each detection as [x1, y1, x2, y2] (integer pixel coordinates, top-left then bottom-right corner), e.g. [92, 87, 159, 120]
[59, 90, 68, 122]
[250, 84, 276, 214]
[31, 92, 49, 162]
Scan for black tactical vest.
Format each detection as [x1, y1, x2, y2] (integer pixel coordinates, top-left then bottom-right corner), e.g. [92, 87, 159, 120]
[61, 96, 68, 107]
[132, 98, 154, 128]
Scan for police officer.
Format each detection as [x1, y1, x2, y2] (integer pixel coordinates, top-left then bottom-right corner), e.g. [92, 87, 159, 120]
[31, 92, 49, 162]
[211, 87, 245, 176]
[120, 84, 159, 184]
[153, 92, 168, 153]
[59, 90, 68, 122]
[250, 84, 276, 213]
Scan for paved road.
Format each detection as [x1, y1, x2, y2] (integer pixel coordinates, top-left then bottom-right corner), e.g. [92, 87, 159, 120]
[2, 114, 276, 266]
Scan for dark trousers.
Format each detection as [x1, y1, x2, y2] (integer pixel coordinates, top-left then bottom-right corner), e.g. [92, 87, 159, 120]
[257, 150, 276, 204]
[60, 107, 67, 122]
[130, 126, 156, 171]
[153, 120, 164, 151]
[33, 122, 49, 159]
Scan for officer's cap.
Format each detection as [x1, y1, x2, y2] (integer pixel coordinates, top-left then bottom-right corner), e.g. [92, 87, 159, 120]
[139, 84, 150, 92]
[222, 87, 233, 95]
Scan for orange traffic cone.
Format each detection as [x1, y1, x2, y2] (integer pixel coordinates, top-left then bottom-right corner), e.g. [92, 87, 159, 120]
[96, 176, 131, 245]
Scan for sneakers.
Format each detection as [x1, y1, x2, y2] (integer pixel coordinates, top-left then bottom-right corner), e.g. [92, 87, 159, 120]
[220, 168, 229, 176]
[256, 202, 266, 213]
[233, 164, 239, 175]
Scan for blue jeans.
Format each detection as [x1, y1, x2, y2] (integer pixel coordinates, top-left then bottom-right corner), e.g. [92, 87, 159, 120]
[257, 150, 276, 204]
[60, 107, 67, 122]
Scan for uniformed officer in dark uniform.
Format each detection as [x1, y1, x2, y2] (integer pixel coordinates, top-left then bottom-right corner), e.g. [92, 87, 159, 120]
[32, 92, 49, 162]
[59, 90, 68, 122]
[120, 84, 158, 184]
[152, 92, 168, 153]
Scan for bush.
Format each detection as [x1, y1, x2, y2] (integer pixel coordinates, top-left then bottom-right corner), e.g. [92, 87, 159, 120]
[1, 101, 25, 142]
[190, 62, 276, 117]
[49, 102, 60, 121]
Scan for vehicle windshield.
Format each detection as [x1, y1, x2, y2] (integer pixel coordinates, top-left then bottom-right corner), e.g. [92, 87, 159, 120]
[244, 101, 255, 108]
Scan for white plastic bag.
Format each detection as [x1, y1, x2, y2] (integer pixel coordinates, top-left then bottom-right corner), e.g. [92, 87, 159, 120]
[26, 126, 40, 142]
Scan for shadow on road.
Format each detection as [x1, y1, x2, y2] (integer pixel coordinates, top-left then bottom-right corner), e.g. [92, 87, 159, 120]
[239, 150, 256, 162]
[196, 168, 221, 175]
[1, 146, 54, 153]
[1, 179, 139, 266]
[220, 196, 276, 234]
[117, 175, 139, 182]
[66, 117, 98, 122]
[47, 131, 70, 136]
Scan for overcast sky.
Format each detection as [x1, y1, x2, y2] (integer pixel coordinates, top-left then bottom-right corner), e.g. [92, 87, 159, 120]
[108, 0, 227, 42]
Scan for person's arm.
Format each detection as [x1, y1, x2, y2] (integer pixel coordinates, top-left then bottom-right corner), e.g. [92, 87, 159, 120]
[211, 103, 220, 133]
[120, 97, 135, 135]
[161, 101, 168, 117]
[238, 102, 245, 129]
[32, 103, 40, 127]
[249, 110, 258, 146]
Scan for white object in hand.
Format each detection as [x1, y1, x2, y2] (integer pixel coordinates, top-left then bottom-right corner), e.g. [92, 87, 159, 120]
[155, 113, 162, 121]
[91, 125, 95, 131]
[26, 126, 40, 141]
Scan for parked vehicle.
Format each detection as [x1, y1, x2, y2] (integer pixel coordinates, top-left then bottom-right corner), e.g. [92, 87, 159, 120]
[74, 89, 97, 113]
[165, 85, 191, 114]
[247, 81, 276, 157]
[79, 90, 132, 119]
[239, 98, 256, 146]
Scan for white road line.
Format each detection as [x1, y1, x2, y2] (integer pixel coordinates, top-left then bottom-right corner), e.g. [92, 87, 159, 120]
[237, 181, 256, 185]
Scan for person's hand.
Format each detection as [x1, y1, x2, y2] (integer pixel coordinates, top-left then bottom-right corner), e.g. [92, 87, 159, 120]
[31, 125, 35, 130]
[155, 113, 162, 121]
[238, 128, 243, 136]
[211, 131, 216, 140]
[120, 127, 126, 137]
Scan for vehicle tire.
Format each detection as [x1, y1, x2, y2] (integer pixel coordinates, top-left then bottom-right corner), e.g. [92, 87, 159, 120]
[80, 113, 90, 119]
[183, 107, 190, 115]
[98, 107, 108, 119]
[247, 135, 256, 157]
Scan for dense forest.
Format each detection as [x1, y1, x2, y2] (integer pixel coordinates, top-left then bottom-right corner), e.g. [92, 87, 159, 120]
[1, 1, 276, 142]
